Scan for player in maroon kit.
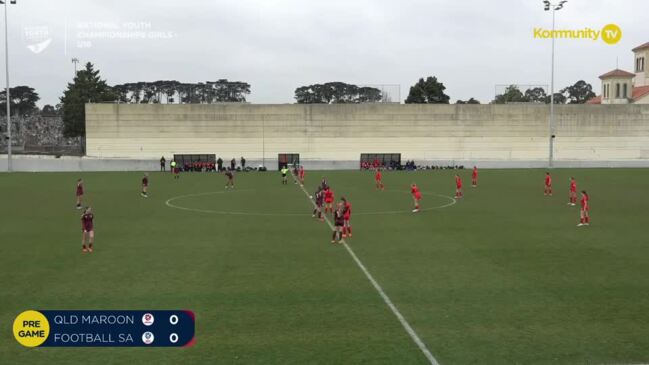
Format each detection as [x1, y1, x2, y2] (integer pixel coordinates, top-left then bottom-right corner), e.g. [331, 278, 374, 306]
[544, 172, 553, 196]
[324, 187, 335, 214]
[471, 166, 478, 187]
[320, 177, 329, 190]
[455, 174, 463, 199]
[568, 177, 577, 206]
[298, 165, 305, 185]
[375, 168, 384, 190]
[81, 206, 95, 253]
[75, 178, 84, 209]
[578, 190, 590, 226]
[411, 183, 422, 213]
[225, 170, 235, 189]
[141, 173, 149, 198]
[332, 202, 345, 244]
[313, 187, 324, 221]
[341, 197, 352, 238]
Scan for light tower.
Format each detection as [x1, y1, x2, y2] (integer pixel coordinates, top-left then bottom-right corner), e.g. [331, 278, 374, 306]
[543, 0, 567, 168]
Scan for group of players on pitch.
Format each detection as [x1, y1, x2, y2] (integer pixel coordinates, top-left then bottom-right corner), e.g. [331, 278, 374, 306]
[310, 177, 352, 244]
[544, 172, 591, 226]
[74, 165, 592, 253]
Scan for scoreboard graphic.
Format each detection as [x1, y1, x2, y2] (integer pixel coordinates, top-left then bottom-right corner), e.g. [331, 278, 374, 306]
[13, 310, 195, 347]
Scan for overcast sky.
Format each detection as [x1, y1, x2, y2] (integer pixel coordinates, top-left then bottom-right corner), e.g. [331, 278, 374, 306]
[4, 0, 647, 106]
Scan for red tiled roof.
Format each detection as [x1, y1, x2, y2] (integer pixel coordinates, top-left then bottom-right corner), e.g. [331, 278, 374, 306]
[632, 42, 649, 52]
[585, 86, 649, 104]
[586, 95, 601, 104]
[599, 69, 635, 79]
[633, 85, 649, 100]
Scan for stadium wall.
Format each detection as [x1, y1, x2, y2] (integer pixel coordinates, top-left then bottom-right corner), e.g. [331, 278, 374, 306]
[81, 103, 649, 169]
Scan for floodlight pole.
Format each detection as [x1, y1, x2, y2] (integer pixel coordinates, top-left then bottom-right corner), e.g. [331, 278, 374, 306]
[3, 0, 11, 171]
[548, 7, 556, 168]
[545, 1, 566, 168]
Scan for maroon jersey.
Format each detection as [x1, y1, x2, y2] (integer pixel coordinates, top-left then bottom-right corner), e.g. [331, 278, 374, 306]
[334, 210, 345, 226]
[76, 182, 84, 196]
[81, 213, 94, 232]
[315, 190, 324, 206]
[142, 177, 149, 187]
[225, 171, 233, 179]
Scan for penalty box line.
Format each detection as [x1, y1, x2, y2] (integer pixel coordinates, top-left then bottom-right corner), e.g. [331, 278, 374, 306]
[291, 174, 440, 365]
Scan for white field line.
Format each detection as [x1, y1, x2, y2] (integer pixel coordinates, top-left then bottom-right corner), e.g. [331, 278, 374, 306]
[293, 176, 440, 365]
[165, 190, 455, 217]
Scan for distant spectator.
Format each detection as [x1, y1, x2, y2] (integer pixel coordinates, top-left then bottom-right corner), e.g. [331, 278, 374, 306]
[217, 157, 223, 171]
[230, 158, 236, 171]
[160, 156, 166, 171]
[241, 156, 246, 169]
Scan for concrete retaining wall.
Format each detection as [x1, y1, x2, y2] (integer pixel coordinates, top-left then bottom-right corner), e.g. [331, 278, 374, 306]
[85, 103, 649, 166]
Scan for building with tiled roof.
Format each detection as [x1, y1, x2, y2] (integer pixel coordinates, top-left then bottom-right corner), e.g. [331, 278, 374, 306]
[587, 42, 649, 104]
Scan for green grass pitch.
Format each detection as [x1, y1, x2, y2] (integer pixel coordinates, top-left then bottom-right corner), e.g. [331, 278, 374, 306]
[1, 168, 649, 364]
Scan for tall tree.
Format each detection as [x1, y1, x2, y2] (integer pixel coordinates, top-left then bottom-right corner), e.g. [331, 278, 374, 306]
[545, 92, 567, 104]
[493, 85, 526, 104]
[524, 87, 547, 103]
[0, 86, 40, 116]
[561, 80, 596, 104]
[60, 62, 117, 137]
[404, 76, 450, 104]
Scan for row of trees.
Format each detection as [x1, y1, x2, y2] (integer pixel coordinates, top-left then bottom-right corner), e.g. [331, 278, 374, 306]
[113, 80, 250, 104]
[6, 62, 601, 139]
[493, 81, 596, 104]
[59, 63, 252, 136]
[294, 82, 384, 104]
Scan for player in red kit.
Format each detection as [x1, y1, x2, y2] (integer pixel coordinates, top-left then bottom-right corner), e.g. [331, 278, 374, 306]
[471, 166, 478, 187]
[375, 168, 384, 190]
[298, 166, 305, 185]
[544, 172, 552, 196]
[411, 183, 422, 213]
[141, 173, 149, 198]
[341, 197, 352, 238]
[324, 187, 334, 214]
[455, 174, 463, 199]
[332, 202, 345, 244]
[81, 206, 95, 253]
[75, 178, 84, 209]
[578, 190, 590, 226]
[568, 177, 577, 206]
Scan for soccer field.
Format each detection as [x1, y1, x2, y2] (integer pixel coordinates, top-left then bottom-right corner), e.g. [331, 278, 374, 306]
[1, 168, 649, 364]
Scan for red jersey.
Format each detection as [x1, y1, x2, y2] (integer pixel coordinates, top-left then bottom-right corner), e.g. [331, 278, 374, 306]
[411, 186, 422, 199]
[81, 213, 94, 232]
[142, 177, 149, 187]
[76, 182, 84, 196]
[580, 194, 589, 210]
[375, 170, 382, 181]
[455, 176, 462, 188]
[324, 189, 334, 202]
[545, 175, 552, 186]
[472, 168, 478, 178]
[569, 180, 576, 192]
[343, 201, 351, 219]
[299, 168, 305, 178]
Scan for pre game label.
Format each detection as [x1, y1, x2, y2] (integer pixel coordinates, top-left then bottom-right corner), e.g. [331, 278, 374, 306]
[13, 310, 195, 347]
